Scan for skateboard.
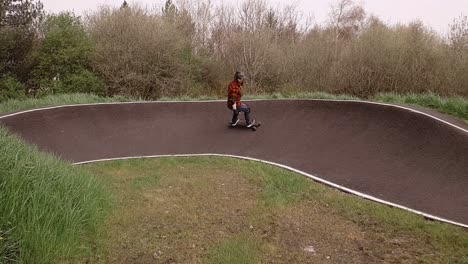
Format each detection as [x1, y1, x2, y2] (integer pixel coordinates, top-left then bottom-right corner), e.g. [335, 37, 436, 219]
[228, 121, 261, 131]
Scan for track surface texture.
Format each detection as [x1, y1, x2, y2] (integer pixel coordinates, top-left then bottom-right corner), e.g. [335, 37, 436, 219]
[1, 100, 467, 227]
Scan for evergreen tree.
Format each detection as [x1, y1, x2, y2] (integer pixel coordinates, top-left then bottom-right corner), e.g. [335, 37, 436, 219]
[0, 0, 44, 99]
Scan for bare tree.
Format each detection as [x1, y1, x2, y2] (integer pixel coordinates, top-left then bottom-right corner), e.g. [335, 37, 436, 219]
[448, 14, 468, 51]
[176, 0, 213, 54]
[82, 0, 468, 98]
[210, 3, 235, 59]
[328, 0, 366, 40]
[238, 0, 268, 33]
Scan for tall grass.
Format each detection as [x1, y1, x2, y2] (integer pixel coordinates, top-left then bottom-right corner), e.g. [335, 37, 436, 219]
[0, 127, 111, 263]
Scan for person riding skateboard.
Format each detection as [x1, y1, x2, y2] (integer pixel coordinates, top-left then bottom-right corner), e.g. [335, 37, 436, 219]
[227, 71, 255, 127]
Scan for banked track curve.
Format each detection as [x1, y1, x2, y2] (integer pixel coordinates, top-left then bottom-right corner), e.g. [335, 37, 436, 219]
[0, 100, 467, 228]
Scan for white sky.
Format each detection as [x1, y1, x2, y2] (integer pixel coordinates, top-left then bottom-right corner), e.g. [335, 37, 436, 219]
[40, 0, 468, 34]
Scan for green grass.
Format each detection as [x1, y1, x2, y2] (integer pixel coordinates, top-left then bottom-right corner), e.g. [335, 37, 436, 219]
[374, 93, 468, 121]
[0, 127, 112, 263]
[206, 235, 259, 264]
[244, 91, 359, 101]
[89, 158, 163, 191]
[158, 94, 219, 101]
[240, 163, 310, 208]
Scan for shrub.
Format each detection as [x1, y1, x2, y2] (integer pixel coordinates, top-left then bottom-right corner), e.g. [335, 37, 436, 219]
[0, 75, 26, 101]
[35, 69, 104, 96]
[87, 5, 192, 99]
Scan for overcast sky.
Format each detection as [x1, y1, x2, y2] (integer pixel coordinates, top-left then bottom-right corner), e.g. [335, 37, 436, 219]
[40, 0, 468, 34]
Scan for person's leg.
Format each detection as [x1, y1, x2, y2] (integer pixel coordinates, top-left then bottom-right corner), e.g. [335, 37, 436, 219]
[231, 109, 240, 125]
[239, 103, 252, 124]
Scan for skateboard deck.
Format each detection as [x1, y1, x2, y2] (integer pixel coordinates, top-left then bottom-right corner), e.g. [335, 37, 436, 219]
[228, 121, 261, 131]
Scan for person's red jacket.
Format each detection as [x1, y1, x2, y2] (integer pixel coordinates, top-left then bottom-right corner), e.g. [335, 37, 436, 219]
[227, 80, 242, 109]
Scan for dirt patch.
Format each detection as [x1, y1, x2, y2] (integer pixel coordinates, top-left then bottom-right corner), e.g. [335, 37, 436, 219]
[86, 158, 467, 264]
[93, 162, 261, 263]
[255, 202, 433, 264]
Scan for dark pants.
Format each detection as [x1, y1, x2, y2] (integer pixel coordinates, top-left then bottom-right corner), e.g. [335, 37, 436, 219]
[232, 103, 252, 124]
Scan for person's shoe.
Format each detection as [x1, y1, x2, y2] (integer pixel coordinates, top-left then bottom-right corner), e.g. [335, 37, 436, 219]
[246, 119, 256, 128]
[230, 119, 240, 127]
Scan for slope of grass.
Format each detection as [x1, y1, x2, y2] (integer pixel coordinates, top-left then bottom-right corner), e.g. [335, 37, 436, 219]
[0, 127, 112, 263]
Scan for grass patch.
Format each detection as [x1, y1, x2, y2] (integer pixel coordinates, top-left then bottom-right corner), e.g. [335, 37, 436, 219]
[240, 163, 310, 208]
[85, 157, 468, 263]
[206, 235, 258, 264]
[0, 127, 112, 263]
[245, 91, 359, 101]
[158, 94, 219, 101]
[373, 92, 468, 121]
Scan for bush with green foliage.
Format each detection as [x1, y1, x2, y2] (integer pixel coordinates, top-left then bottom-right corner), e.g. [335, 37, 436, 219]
[33, 12, 104, 96]
[0, 75, 26, 101]
[35, 69, 104, 97]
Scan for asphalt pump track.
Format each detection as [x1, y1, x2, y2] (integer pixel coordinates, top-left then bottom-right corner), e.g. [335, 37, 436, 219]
[0, 100, 467, 228]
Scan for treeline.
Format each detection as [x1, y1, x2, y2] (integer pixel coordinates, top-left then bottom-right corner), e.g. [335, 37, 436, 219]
[1, 0, 467, 101]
